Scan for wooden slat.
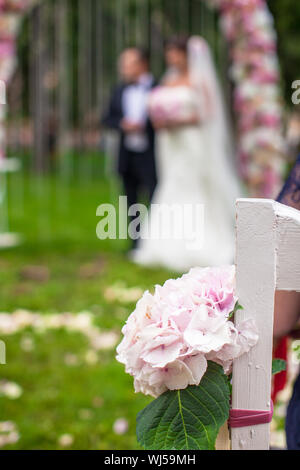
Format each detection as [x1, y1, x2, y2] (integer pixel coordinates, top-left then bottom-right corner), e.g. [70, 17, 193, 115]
[275, 203, 300, 292]
[232, 199, 276, 450]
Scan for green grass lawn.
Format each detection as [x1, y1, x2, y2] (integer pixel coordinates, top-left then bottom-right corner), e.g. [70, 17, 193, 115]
[0, 162, 176, 450]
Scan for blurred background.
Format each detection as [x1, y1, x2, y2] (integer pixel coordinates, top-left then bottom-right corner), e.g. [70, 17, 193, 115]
[0, 0, 299, 450]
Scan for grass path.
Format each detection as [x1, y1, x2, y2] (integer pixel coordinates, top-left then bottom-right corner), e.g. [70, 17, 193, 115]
[0, 170, 175, 449]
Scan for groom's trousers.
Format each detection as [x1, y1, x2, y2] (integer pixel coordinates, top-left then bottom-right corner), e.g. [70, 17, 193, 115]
[120, 149, 157, 247]
[121, 149, 157, 209]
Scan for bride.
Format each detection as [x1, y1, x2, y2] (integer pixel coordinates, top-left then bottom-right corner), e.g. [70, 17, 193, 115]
[131, 36, 242, 272]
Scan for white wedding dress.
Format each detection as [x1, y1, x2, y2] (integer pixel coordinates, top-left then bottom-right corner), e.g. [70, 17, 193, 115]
[131, 38, 243, 272]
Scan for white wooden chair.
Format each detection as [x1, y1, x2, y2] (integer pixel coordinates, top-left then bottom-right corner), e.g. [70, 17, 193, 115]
[230, 198, 300, 450]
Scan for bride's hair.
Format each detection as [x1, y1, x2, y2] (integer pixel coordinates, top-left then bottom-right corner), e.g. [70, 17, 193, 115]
[164, 35, 189, 54]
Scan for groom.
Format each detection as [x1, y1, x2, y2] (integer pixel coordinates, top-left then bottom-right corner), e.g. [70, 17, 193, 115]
[102, 48, 157, 245]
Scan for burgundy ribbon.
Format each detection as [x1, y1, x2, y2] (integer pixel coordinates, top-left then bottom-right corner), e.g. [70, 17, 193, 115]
[229, 401, 273, 428]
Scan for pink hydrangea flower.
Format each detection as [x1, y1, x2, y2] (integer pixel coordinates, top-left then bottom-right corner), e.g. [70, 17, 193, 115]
[116, 266, 258, 398]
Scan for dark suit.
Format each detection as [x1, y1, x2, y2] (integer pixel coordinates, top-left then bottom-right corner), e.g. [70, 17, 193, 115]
[102, 81, 157, 214]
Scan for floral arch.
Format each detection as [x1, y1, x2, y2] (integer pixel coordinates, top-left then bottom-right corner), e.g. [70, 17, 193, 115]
[0, 0, 285, 198]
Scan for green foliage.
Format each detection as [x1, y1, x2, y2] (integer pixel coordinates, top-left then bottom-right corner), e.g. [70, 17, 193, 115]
[136, 362, 230, 451]
[272, 359, 286, 376]
[268, 0, 300, 104]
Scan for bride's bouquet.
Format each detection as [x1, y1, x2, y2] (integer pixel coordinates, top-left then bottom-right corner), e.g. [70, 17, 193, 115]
[116, 266, 259, 450]
[148, 86, 195, 124]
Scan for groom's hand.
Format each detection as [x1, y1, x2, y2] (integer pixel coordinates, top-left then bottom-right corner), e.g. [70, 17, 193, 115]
[152, 118, 171, 130]
[121, 119, 143, 133]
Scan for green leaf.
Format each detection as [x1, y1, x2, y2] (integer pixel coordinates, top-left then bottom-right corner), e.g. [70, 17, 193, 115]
[228, 301, 243, 319]
[272, 359, 286, 375]
[136, 361, 230, 450]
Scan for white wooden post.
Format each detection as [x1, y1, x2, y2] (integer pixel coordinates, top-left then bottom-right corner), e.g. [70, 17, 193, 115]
[232, 199, 300, 450]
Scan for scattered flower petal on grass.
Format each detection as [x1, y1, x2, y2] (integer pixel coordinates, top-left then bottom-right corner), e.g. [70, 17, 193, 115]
[89, 331, 119, 351]
[58, 434, 74, 448]
[0, 310, 119, 352]
[0, 422, 20, 448]
[104, 283, 144, 304]
[113, 418, 129, 435]
[0, 381, 23, 400]
[0, 422, 16, 433]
